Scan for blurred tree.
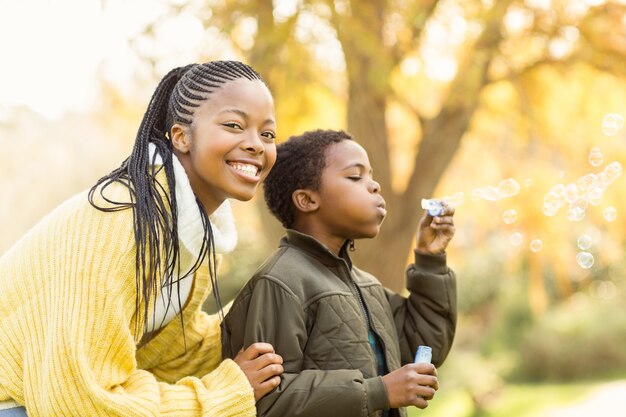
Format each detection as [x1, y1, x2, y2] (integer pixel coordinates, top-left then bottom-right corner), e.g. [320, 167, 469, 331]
[147, 0, 626, 294]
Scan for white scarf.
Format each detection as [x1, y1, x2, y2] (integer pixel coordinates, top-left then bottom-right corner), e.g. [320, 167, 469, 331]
[146, 143, 238, 331]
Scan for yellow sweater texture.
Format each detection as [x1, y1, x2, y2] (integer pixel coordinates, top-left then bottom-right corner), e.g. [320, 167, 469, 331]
[0, 181, 255, 416]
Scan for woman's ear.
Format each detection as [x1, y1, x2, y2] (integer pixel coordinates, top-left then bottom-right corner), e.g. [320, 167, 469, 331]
[171, 124, 191, 153]
[292, 189, 319, 213]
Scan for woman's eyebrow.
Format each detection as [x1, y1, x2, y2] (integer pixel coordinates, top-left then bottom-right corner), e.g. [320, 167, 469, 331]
[218, 109, 276, 126]
[218, 108, 248, 119]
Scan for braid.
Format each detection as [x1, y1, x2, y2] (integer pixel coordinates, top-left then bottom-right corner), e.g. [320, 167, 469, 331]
[89, 60, 264, 339]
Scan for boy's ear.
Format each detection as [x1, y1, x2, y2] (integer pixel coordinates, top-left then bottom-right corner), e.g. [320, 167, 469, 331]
[292, 189, 319, 213]
[171, 124, 191, 153]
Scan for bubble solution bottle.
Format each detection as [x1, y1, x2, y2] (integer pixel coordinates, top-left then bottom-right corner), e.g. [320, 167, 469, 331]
[414, 345, 432, 364]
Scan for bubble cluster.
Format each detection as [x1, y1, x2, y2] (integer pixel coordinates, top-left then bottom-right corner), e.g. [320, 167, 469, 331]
[601, 113, 625, 136]
[442, 192, 465, 208]
[541, 161, 622, 220]
[472, 178, 521, 201]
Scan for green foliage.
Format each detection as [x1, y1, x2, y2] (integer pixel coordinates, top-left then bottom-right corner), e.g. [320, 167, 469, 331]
[202, 236, 273, 314]
[408, 380, 593, 417]
[513, 281, 626, 381]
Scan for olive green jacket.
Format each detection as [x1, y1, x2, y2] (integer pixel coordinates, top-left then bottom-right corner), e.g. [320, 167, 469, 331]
[221, 230, 457, 417]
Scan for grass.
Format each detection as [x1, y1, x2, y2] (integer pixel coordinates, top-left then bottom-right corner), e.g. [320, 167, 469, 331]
[407, 381, 600, 417]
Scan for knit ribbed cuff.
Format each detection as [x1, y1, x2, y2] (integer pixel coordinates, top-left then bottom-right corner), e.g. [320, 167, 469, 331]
[200, 359, 256, 416]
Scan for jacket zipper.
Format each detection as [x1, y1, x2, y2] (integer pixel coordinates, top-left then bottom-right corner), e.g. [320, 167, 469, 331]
[350, 278, 388, 373]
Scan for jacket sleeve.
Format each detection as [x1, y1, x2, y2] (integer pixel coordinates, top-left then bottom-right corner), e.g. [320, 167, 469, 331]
[385, 251, 457, 367]
[222, 277, 389, 417]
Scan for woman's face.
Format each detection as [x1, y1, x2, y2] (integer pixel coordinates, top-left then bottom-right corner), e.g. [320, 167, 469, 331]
[172, 78, 277, 214]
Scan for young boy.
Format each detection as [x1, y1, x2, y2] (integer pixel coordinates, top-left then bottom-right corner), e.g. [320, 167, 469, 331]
[221, 130, 457, 417]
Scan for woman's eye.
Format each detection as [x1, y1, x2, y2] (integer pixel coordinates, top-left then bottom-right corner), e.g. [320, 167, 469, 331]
[223, 122, 243, 130]
[261, 131, 276, 141]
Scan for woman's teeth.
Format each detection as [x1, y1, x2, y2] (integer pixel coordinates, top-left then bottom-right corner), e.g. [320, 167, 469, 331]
[230, 162, 259, 177]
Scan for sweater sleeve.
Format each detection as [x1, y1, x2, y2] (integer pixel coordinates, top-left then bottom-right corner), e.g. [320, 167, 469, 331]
[385, 251, 457, 367]
[222, 277, 388, 417]
[0, 197, 255, 417]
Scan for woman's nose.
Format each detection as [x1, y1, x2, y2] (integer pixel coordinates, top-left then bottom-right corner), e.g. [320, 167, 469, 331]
[242, 132, 264, 154]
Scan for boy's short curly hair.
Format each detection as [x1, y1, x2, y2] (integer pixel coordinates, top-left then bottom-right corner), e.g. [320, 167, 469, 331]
[264, 129, 354, 228]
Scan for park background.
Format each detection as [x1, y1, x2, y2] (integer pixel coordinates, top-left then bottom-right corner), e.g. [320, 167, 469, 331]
[1, 0, 626, 415]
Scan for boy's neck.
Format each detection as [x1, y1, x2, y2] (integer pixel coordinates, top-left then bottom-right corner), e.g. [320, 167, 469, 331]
[291, 222, 347, 256]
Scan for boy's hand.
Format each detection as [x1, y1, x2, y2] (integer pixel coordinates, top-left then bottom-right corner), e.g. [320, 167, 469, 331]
[234, 342, 284, 401]
[416, 203, 455, 254]
[382, 363, 439, 409]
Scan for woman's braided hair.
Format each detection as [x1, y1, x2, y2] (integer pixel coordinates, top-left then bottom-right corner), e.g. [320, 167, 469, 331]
[88, 61, 265, 338]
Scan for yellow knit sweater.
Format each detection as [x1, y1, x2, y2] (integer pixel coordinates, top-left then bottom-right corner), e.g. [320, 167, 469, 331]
[0, 177, 256, 416]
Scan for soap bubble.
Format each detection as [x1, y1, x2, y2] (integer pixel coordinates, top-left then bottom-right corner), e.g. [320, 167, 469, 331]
[523, 178, 533, 187]
[530, 239, 543, 253]
[562, 183, 580, 204]
[603, 206, 617, 222]
[502, 209, 518, 224]
[584, 187, 603, 206]
[497, 178, 521, 198]
[542, 203, 559, 217]
[588, 147, 604, 167]
[442, 192, 464, 208]
[601, 113, 624, 136]
[510, 232, 523, 246]
[472, 186, 500, 201]
[577, 173, 597, 191]
[577, 234, 592, 250]
[576, 251, 594, 269]
[603, 161, 622, 184]
[566, 206, 586, 222]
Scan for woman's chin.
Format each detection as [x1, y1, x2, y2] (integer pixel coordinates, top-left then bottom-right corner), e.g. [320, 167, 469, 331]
[227, 186, 259, 202]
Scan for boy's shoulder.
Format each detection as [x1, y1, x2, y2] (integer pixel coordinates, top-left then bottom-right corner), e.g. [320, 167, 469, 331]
[241, 243, 356, 303]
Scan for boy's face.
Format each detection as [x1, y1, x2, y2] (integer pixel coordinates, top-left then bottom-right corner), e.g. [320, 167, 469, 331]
[314, 140, 387, 240]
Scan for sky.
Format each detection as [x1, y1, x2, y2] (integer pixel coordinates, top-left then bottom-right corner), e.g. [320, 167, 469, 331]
[0, 0, 206, 119]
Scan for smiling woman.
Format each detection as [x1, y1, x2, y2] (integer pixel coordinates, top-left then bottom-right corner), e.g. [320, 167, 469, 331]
[0, 60, 283, 416]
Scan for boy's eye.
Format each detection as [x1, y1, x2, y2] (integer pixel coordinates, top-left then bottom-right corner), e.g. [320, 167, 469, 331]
[348, 176, 362, 181]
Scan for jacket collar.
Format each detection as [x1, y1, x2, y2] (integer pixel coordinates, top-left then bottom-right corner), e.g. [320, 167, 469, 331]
[282, 229, 353, 270]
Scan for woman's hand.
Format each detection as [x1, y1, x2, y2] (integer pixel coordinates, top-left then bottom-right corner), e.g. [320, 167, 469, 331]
[234, 342, 284, 401]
